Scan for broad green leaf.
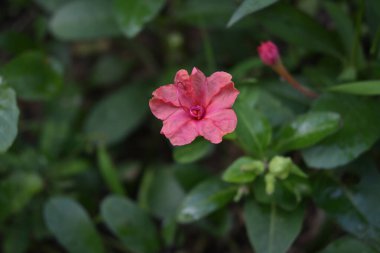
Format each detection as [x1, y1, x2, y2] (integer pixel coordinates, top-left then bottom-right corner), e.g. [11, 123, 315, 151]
[319, 236, 377, 253]
[112, 0, 166, 38]
[313, 160, 380, 251]
[50, 0, 120, 40]
[44, 197, 105, 253]
[0, 173, 43, 222]
[101, 195, 160, 253]
[84, 83, 148, 145]
[138, 167, 185, 219]
[177, 179, 237, 223]
[302, 94, 380, 169]
[255, 90, 294, 127]
[274, 112, 341, 153]
[329, 80, 380, 95]
[222, 156, 264, 184]
[227, 0, 278, 27]
[244, 199, 304, 253]
[235, 102, 272, 158]
[97, 146, 126, 195]
[0, 86, 18, 153]
[0, 51, 62, 100]
[173, 138, 213, 164]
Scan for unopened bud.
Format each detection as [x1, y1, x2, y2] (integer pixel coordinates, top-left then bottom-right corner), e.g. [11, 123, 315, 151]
[268, 156, 292, 179]
[257, 41, 280, 66]
[240, 160, 265, 174]
[265, 174, 276, 195]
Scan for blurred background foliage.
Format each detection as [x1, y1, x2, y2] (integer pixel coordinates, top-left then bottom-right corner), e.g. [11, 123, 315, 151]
[0, 0, 380, 252]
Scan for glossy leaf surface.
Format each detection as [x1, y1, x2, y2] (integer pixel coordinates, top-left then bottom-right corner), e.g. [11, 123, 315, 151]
[274, 112, 341, 153]
[177, 179, 237, 223]
[244, 199, 304, 253]
[302, 94, 380, 169]
[329, 80, 380, 95]
[113, 0, 165, 38]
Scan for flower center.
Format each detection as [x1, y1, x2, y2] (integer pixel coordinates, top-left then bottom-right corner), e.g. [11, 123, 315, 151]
[189, 105, 205, 120]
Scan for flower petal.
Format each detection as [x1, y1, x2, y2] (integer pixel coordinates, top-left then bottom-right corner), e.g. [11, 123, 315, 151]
[161, 109, 198, 146]
[206, 109, 237, 133]
[190, 67, 207, 105]
[197, 119, 224, 144]
[197, 109, 237, 144]
[149, 97, 180, 120]
[152, 84, 180, 107]
[206, 71, 232, 105]
[206, 82, 239, 113]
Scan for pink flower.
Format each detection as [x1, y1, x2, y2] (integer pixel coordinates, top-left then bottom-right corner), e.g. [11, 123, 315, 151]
[257, 41, 280, 66]
[149, 68, 239, 146]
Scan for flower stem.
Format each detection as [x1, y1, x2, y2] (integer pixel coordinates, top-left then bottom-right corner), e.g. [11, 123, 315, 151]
[272, 62, 319, 99]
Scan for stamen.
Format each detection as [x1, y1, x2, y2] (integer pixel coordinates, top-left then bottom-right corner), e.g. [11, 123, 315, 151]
[189, 105, 205, 120]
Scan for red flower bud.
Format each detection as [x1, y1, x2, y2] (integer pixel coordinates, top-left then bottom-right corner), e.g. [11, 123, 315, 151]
[257, 41, 280, 66]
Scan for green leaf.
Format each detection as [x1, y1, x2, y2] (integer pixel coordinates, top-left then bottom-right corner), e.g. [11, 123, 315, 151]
[0, 51, 62, 101]
[302, 94, 380, 169]
[235, 102, 272, 158]
[319, 236, 377, 253]
[112, 0, 166, 38]
[329, 80, 380, 95]
[274, 112, 341, 153]
[255, 90, 294, 127]
[101, 195, 160, 253]
[138, 167, 185, 219]
[0, 173, 43, 222]
[0, 86, 18, 153]
[227, 0, 278, 27]
[84, 83, 148, 145]
[313, 160, 380, 251]
[177, 179, 237, 223]
[50, 0, 120, 40]
[173, 138, 214, 164]
[97, 146, 126, 195]
[44, 197, 105, 253]
[222, 156, 264, 184]
[244, 199, 304, 253]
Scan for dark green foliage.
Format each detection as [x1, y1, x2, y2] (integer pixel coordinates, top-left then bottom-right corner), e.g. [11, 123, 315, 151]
[1, 0, 380, 253]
